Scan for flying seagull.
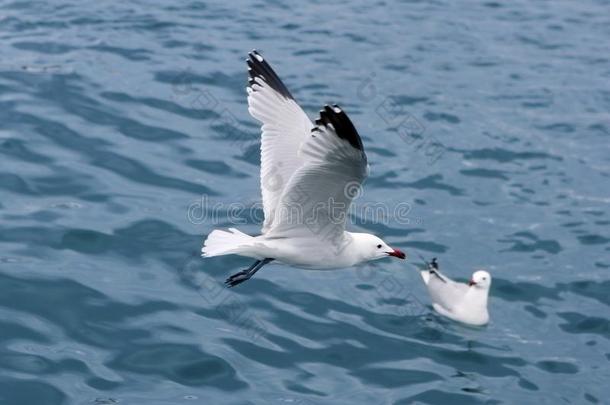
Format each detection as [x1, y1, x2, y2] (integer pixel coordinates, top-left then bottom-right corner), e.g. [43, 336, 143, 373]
[419, 258, 491, 326]
[202, 50, 406, 287]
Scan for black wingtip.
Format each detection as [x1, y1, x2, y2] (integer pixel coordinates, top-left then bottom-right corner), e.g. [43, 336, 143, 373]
[246, 50, 294, 100]
[313, 104, 364, 152]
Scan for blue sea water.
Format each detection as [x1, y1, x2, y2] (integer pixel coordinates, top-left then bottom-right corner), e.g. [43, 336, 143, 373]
[1, 0, 609, 403]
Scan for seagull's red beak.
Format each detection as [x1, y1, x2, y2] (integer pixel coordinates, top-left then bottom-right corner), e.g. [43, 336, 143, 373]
[387, 248, 406, 259]
[469, 279, 476, 286]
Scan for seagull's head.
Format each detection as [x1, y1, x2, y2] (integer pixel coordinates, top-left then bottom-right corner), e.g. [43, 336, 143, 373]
[468, 270, 492, 289]
[353, 233, 406, 261]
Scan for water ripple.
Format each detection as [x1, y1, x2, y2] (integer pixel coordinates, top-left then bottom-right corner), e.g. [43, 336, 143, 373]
[1, 0, 609, 403]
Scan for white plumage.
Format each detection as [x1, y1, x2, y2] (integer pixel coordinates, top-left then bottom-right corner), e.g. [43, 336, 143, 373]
[247, 74, 313, 233]
[419, 258, 491, 326]
[202, 50, 405, 287]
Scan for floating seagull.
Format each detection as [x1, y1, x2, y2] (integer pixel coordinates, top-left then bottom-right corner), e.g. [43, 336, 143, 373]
[202, 50, 406, 287]
[419, 258, 491, 326]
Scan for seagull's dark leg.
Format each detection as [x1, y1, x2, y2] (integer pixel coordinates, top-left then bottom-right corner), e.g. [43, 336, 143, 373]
[225, 260, 260, 286]
[225, 258, 274, 288]
[244, 257, 274, 283]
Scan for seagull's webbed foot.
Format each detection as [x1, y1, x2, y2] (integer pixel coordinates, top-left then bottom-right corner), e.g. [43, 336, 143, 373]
[224, 258, 274, 288]
[225, 270, 252, 288]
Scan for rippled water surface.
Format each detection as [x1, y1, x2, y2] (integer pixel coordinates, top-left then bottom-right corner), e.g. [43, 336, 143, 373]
[1, 0, 609, 403]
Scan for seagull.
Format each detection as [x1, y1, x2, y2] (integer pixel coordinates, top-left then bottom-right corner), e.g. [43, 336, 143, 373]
[418, 258, 491, 326]
[202, 50, 406, 287]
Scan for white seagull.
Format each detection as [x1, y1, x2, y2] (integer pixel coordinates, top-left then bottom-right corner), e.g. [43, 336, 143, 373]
[419, 258, 491, 326]
[202, 50, 406, 287]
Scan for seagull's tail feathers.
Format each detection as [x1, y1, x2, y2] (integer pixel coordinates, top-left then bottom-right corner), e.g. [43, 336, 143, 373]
[201, 228, 257, 258]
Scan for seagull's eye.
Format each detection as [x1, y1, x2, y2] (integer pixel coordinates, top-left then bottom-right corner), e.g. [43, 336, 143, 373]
[376, 244, 382, 249]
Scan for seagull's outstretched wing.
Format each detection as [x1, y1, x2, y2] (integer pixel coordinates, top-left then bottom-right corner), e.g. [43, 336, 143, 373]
[267, 105, 369, 246]
[246, 50, 313, 233]
[422, 269, 468, 313]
